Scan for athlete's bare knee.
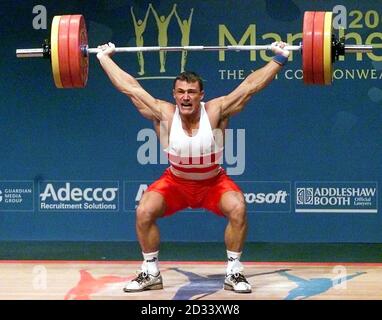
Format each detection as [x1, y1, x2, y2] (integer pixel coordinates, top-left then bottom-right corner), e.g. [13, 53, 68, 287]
[136, 192, 165, 227]
[136, 205, 154, 225]
[221, 192, 247, 226]
[229, 204, 247, 227]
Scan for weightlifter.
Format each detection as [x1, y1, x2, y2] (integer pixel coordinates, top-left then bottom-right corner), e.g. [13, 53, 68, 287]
[96, 41, 290, 293]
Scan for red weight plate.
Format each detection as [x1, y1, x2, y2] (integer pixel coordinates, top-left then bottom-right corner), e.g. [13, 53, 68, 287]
[302, 11, 315, 84]
[58, 15, 73, 88]
[68, 15, 89, 88]
[312, 12, 325, 85]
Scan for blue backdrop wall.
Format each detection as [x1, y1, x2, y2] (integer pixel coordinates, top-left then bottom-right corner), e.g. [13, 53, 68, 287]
[0, 0, 381, 242]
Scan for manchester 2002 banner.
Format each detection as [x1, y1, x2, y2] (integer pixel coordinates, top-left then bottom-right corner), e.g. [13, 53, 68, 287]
[0, 0, 381, 242]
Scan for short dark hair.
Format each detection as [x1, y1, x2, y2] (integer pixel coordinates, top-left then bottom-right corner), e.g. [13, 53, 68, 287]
[173, 71, 204, 91]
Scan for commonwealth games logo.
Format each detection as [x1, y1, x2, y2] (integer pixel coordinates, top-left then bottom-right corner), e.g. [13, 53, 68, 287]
[130, 3, 194, 78]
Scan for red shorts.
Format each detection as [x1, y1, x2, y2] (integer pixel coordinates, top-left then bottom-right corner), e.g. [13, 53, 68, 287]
[146, 167, 242, 217]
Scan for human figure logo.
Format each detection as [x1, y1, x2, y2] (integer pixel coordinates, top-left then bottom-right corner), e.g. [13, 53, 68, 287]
[130, 3, 194, 77]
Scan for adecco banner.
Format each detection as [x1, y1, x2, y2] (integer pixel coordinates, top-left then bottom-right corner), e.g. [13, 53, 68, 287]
[0, 0, 381, 242]
[39, 181, 119, 212]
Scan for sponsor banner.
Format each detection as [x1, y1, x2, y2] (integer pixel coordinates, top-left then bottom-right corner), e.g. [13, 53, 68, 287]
[124, 180, 291, 213]
[123, 181, 204, 212]
[0, 181, 34, 212]
[38, 181, 119, 212]
[237, 181, 291, 213]
[295, 182, 378, 213]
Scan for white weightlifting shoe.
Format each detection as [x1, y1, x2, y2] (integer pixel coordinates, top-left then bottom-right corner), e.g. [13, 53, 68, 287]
[123, 270, 163, 292]
[224, 272, 252, 293]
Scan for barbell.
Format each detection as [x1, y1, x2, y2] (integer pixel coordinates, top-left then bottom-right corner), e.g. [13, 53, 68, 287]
[16, 11, 374, 88]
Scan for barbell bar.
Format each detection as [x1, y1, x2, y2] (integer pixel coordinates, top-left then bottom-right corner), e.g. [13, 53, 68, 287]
[16, 44, 373, 57]
[15, 12, 375, 88]
[17, 45, 303, 57]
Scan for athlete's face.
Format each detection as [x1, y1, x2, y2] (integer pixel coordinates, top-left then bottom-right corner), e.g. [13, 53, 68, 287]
[173, 80, 204, 116]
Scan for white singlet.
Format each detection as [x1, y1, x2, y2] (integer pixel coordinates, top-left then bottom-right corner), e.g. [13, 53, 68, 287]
[165, 102, 223, 180]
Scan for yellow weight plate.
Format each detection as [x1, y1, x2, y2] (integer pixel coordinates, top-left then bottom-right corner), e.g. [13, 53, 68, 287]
[51, 16, 63, 88]
[323, 12, 333, 85]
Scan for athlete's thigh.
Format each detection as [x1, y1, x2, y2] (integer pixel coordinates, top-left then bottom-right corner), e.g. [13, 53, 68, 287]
[218, 190, 246, 217]
[138, 190, 167, 218]
[145, 173, 189, 216]
[202, 173, 243, 216]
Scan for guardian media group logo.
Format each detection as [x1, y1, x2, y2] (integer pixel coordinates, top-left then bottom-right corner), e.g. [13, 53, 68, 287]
[0, 181, 34, 212]
[295, 182, 378, 213]
[39, 181, 119, 212]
